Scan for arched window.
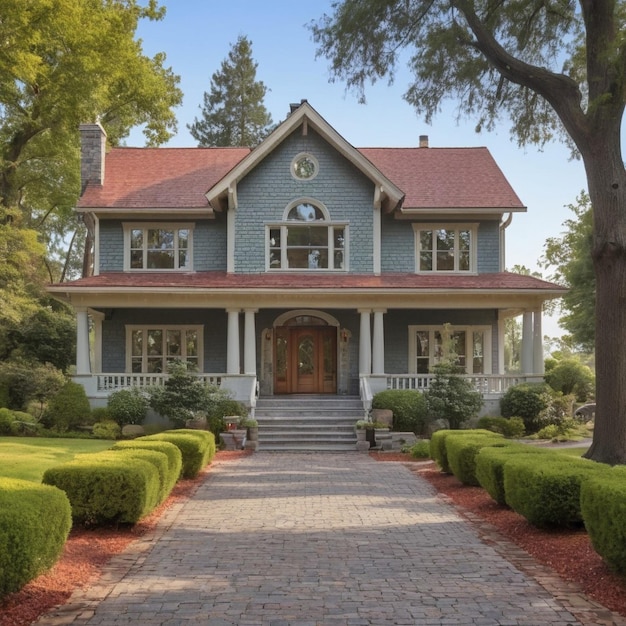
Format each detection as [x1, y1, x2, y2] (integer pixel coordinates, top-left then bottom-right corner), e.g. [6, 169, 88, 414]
[267, 199, 347, 271]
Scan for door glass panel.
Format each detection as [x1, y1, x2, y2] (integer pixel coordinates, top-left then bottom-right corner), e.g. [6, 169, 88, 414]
[298, 335, 315, 375]
[276, 332, 288, 381]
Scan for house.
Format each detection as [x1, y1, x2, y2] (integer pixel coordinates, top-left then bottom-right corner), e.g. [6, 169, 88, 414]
[48, 100, 565, 418]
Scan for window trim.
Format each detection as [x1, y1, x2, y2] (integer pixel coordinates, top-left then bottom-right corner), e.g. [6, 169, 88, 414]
[265, 199, 348, 271]
[123, 222, 194, 271]
[407, 325, 492, 375]
[413, 223, 478, 274]
[125, 325, 203, 374]
[290, 152, 319, 181]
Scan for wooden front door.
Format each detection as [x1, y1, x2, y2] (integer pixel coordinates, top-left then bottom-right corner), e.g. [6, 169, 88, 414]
[274, 326, 337, 394]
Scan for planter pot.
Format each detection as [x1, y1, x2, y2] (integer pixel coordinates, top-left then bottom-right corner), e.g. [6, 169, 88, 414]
[356, 429, 367, 442]
[365, 429, 375, 448]
[247, 426, 259, 441]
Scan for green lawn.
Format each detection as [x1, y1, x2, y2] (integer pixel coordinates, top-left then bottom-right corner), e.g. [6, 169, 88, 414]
[0, 437, 113, 483]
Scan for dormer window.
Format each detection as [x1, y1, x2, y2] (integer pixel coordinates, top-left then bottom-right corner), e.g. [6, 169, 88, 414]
[267, 200, 347, 271]
[414, 224, 477, 273]
[124, 223, 193, 271]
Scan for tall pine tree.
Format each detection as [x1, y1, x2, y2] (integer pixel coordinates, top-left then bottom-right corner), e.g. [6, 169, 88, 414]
[189, 36, 273, 147]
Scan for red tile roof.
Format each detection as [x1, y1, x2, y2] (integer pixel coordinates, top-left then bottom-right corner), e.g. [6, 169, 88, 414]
[51, 271, 563, 292]
[78, 145, 524, 211]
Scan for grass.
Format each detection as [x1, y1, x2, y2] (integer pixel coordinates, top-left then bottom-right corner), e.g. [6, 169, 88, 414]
[0, 437, 113, 483]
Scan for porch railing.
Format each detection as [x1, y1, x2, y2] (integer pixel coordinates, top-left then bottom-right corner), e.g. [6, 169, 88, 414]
[384, 374, 535, 394]
[96, 373, 223, 392]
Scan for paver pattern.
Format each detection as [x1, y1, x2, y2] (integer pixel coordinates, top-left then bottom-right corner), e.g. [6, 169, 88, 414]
[37, 453, 624, 626]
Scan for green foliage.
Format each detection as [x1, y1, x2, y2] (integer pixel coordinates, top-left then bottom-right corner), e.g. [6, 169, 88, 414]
[445, 434, 506, 486]
[107, 448, 171, 504]
[503, 456, 606, 528]
[188, 35, 273, 147]
[112, 440, 182, 496]
[141, 429, 216, 478]
[405, 439, 430, 458]
[429, 429, 496, 473]
[475, 445, 551, 505]
[424, 362, 483, 430]
[541, 192, 595, 351]
[580, 468, 626, 574]
[0, 358, 66, 412]
[43, 455, 160, 526]
[107, 388, 149, 426]
[500, 383, 571, 433]
[43, 380, 91, 432]
[0, 478, 72, 597]
[476, 416, 526, 438]
[92, 420, 121, 440]
[534, 418, 586, 442]
[371, 389, 429, 434]
[544, 358, 595, 402]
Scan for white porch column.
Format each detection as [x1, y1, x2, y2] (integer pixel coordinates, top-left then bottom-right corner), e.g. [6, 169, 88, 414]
[372, 309, 386, 374]
[75, 308, 91, 375]
[373, 205, 382, 275]
[521, 311, 534, 374]
[359, 309, 372, 375]
[243, 309, 257, 375]
[497, 313, 506, 375]
[533, 308, 544, 374]
[226, 309, 240, 374]
[91, 310, 105, 373]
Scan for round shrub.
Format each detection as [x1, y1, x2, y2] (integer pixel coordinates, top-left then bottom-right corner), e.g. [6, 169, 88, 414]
[371, 390, 429, 435]
[545, 358, 595, 402]
[476, 416, 526, 438]
[581, 468, 626, 574]
[503, 455, 607, 527]
[43, 381, 91, 433]
[500, 383, 566, 433]
[93, 420, 121, 440]
[0, 478, 72, 597]
[405, 439, 430, 458]
[0, 408, 14, 435]
[107, 388, 149, 426]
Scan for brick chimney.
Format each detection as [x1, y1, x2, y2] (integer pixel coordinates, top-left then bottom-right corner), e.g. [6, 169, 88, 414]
[79, 122, 107, 193]
[419, 135, 429, 148]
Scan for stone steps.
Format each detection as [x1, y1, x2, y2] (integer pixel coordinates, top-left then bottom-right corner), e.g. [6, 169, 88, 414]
[255, 395, 365, 451]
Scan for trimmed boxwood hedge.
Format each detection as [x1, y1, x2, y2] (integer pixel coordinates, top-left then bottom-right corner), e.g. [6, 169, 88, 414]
[430, 429, 499, 474]
[43, 455, 160, 525]
[503, 455, 608, 528]
[475, 445, 552, 505]
[141, 429, 216, 478]
[112, 440, 182, 496]
[0, 478, 72, 597]
[580, 467, 626, 574]
[445, 434, 508, 486]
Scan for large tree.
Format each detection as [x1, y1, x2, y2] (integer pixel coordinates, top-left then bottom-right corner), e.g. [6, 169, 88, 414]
[188, 35, 273, 147]
[312, 0, 626, 464]
[542, 191, 595, 352]
[0, 0, 183, 269]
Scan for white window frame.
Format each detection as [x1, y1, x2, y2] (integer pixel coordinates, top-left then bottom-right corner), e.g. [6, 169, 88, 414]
[413, 223, 477, 274]
[407, 325, 492, 375]
[125, 325, 203, 373]
[265, 198, 349, 271]
[123, 222, 194, 271]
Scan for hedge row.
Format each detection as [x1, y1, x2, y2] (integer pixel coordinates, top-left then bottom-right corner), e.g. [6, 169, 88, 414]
[0, 478, 72, 597]
[42, 429, 215, 526]
[435, 430, 626, 574]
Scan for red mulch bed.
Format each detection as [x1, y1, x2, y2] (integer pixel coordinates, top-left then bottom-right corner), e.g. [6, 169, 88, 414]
[371, 450, 626, 619]
[2, 449, 625, 625]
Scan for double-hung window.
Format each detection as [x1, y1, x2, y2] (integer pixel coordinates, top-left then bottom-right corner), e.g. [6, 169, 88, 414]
[127, 326, 202, 373]
[409, 325, 491, 374]
[414, 224, 476, 273]
[267, 200, 347, 270]
[124, 223, 193, 270]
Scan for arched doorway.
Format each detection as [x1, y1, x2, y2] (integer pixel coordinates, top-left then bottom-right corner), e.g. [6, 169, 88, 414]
[274, 312, 338, 394]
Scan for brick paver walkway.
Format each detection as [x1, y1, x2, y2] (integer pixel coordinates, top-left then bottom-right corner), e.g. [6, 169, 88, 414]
[37, 453, 626, 626]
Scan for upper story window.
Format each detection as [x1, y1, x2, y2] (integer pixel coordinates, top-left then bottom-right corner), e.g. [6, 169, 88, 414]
[267, 200, 347, 271]
[414, 224, 476, 273]
[124, 223, 193, 270]
[291, 153, 319, 180]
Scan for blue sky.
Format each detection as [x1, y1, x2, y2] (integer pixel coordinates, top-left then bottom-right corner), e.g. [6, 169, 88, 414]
[129, 1, 595, 337]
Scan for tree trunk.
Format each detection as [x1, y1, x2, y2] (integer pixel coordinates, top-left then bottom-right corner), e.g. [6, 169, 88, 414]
[582, 134, 626, 464]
